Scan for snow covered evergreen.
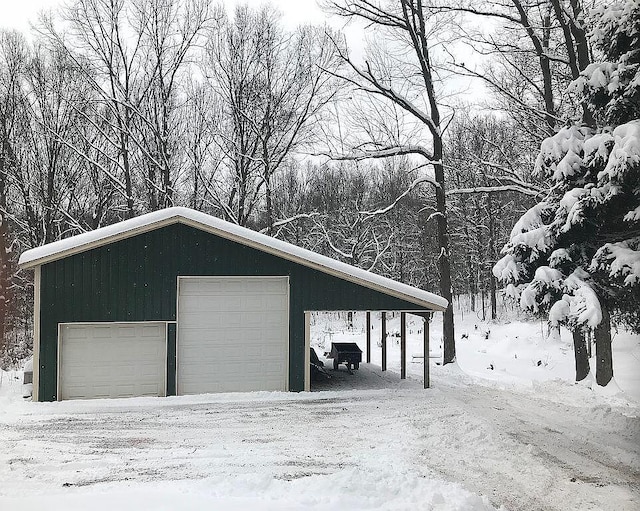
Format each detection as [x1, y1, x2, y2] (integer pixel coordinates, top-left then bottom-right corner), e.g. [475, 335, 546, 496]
[493, 0, 640, 386]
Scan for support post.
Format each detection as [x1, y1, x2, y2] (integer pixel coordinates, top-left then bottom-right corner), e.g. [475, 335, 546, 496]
[366, 311, 371, 364]
[304, 311, 311, 391]
[381, 311, 387, 371]
[423, 313, 431, 389]
[400, 311, 406, 379]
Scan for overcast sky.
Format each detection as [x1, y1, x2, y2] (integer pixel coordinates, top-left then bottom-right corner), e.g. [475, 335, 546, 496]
[1, 0, 368, 60]
[0, 0, 482, 105]
[1, 0, 334, 32]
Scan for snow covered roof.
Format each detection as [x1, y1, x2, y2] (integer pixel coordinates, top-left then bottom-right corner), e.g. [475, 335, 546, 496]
[18, 207, 447, 311]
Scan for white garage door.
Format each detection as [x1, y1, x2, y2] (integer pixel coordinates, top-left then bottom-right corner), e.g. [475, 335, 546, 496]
[59, 322, 167, 400]
[177, 276, 289, 394]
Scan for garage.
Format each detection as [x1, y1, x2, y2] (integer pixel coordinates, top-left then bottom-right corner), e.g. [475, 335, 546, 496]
[59, 322, 167, 400]
[177, 276, 289, 394]
[19, 207, 448, 401]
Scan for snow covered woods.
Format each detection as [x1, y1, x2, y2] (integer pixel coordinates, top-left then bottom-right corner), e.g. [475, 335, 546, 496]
[0, 1, 343, 347]
[0, 0, 638, 384]
[322, 0, 457, 364]
[493, 0, 640, 385]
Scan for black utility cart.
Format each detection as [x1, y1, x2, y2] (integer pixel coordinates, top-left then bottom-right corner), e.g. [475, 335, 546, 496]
[328, 342, 363, 371]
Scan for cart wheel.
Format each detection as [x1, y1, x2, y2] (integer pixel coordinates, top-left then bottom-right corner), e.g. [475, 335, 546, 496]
[354, 362, 359, 370]
[333, 359, 339, 371]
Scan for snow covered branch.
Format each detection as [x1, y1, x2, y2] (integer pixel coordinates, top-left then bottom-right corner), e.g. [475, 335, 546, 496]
[319, 145, 437, 163]
[447, 185, 542, 197]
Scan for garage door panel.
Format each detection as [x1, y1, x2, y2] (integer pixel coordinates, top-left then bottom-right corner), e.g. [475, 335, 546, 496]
[180, 277, 288, 296]
[59, 323, 166, 400]
[177, 277, 288, 394]
[180, 345, 284, 362]
[178, 328, 287, 346]
[179, 365, 286, 394]
[178, 324, 286, 340]
[178, 297, 286, 314]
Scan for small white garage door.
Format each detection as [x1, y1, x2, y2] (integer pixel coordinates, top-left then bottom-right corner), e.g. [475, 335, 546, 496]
[59, 322, 167, 400]
[177, 276, 289, 394]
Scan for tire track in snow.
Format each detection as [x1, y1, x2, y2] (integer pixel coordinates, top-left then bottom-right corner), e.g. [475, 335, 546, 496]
[413, 381, 640, 511]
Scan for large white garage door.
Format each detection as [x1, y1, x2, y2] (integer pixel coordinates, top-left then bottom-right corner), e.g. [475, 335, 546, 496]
[59, 322, 167, 400]
[177, 276, 289, 394]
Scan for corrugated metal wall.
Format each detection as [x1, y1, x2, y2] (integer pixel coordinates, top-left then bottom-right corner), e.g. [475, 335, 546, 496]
[38, 223, 427, 401]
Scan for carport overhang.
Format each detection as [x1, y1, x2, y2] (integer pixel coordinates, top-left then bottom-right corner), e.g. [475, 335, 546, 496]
[303, 309, 436, 392]
[19, 208, 447, 401]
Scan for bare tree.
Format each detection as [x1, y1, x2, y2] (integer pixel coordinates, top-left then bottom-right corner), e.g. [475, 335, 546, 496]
[40, 0, 213, 217]
[445, 112, 538, 318]
[323, 0, 457, 364]
[251, 24, 342, 233]
[0, 30, 27, 351]
[203, 5, 342, 229]
[303, 161, 396, 272]
[7, 43, 92, 246]
[45, 0, 149, 218]
[182, 79, 225, 212]
[0, 32, 100, 348]
[437, 0, 593, 136]
[203, 5, 275, 225]
[135, 0, 215, 211]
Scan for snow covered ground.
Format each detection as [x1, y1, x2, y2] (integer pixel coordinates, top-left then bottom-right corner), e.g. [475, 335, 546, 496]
[1, 311, 639, 510]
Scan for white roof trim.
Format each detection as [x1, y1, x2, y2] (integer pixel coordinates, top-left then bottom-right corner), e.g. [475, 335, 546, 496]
[18, 207, 447, 311]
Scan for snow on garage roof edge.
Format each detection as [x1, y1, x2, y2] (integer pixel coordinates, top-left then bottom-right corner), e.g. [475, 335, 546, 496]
[18, 207, 448, 311]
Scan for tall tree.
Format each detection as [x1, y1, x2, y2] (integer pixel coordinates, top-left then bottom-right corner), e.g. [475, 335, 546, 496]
[440, 0, 594, 137]
[493, 0, 640, 385]
[203, 5, 340, 229]
[0, 31, 26, 351]
[135, 0, 214, 211]
[323, 0, 456, 363]
[43, 0, 213, 218]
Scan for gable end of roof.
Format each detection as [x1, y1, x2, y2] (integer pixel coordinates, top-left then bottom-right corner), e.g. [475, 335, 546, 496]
[18, 208, 448, 311]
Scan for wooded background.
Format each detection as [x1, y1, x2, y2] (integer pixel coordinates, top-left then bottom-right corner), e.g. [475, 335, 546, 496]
[1, 0, 638, 381]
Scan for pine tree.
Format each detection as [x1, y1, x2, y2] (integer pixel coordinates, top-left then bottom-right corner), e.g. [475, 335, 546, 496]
[493, 0, 640, 386]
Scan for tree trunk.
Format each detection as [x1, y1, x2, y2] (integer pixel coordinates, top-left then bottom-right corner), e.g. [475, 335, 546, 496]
[595, 306, 613, 386]
[433, 142, 455, 364]
[121, 129, 135, 219]
[265, 171, 273, 236]
[489, 275, 497, 320]
[572, 328, 590, 381]
[512, 0, 557, 133]
[0, 212, 8, 352]
[487, 188, 497, 320]
[0, 128, 12, 353]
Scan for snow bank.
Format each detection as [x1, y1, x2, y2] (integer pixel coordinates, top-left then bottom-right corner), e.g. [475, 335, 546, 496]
[1, 468, 500, 511]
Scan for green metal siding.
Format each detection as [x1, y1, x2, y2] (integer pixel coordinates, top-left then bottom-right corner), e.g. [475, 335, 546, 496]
[38, 223, 428, 401]
[167, 323, 176, 396]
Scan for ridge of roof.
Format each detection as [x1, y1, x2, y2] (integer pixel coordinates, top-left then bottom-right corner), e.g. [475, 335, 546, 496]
[18, 207, 447, 311]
